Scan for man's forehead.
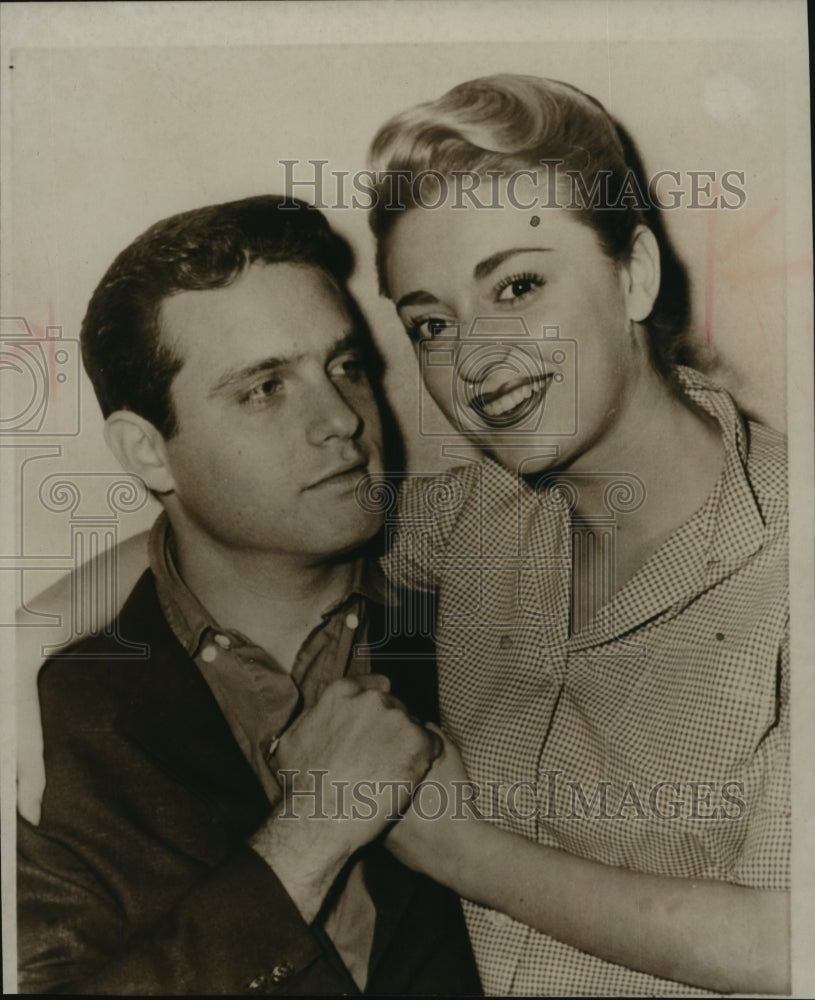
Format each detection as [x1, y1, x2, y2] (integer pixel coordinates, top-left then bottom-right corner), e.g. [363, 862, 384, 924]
[159, 261, 351, 363]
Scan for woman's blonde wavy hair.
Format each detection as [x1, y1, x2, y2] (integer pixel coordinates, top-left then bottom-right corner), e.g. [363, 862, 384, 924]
[368, 74, 691, 377]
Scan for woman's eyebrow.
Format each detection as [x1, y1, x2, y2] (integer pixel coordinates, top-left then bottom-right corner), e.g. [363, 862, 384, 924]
[473, 246, 552, 281]
[394, 290, 439, 312]
[395, 247, 553, 311]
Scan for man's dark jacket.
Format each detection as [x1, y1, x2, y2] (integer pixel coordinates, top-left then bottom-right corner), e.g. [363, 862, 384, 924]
[17, 571, 481, 995]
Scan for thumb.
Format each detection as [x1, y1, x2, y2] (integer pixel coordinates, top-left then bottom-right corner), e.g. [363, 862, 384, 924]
[424, 721, 446, 761]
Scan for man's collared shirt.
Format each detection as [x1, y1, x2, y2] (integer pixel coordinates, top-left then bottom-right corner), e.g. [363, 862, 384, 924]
[384, 366, 789, 997]
[150, 516, 383, 990]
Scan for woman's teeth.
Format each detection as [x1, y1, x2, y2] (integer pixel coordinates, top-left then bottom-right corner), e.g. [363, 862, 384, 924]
[481, 382, 535, 418]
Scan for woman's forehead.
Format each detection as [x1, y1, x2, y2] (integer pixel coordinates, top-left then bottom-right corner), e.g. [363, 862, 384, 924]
[384, 200, 597, 293]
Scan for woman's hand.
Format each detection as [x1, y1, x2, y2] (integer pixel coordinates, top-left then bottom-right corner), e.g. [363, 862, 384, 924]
[385, 724, 487, 884]
[16, 619, 48, 825]
[386, 732, 789, 995]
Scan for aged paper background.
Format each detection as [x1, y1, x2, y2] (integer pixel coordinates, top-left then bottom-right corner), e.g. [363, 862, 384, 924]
[1, 1, 811, 994]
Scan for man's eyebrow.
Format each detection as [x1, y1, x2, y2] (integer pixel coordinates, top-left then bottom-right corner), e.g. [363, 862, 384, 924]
[208, 330, 360, 396]
[327, 330, 363, 358]
[395, 248, 552, 311]
[209, 356, 293, 396]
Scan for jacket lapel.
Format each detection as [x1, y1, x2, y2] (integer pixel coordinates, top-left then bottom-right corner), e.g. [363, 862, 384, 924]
[111, 571, 436, 973]
[110, 572, 270, 861]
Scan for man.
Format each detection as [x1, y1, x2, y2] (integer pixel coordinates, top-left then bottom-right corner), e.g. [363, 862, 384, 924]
[17, 196, 481, 995]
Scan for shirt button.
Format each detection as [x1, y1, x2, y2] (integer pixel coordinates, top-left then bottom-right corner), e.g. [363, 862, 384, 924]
[245, 973, 267, 991]
[345, 612, 360, 630]
[270, 961, 294, 984]
[201, 645, 217, 663]
[214, 633, 231, 649]
[490, 910, 513, 927]
[500, 635, 513, 649]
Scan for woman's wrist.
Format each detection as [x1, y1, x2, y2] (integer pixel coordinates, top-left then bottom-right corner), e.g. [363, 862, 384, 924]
[427, 809, 496, 893]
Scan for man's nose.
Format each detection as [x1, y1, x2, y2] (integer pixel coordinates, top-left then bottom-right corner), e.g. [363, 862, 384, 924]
[306, 379, 362, 444]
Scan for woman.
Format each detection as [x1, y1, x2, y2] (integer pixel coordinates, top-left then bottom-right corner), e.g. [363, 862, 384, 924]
[363, 74, 789, 996]
[16, 75, 789, 996]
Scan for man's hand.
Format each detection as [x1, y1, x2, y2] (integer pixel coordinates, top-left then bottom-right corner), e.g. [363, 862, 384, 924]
[275, 673, 442, 824]
[250, 674, 442, 921]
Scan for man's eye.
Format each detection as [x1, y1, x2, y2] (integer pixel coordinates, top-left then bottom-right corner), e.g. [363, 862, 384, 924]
[495, 274, 545, 303]
[329, 352, 366, 382]
[243, 378, 282, 407]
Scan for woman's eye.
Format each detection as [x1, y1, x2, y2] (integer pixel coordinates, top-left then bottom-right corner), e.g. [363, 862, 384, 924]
[243, 378, 281, 407]
[495, 274, 544, 303]
[408, 317, 457, 341]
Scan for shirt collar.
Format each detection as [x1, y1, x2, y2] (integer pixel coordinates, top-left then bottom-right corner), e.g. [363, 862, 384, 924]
[673, 365, 766, 568]
[564, 366, 770, 649]
[148, 512, 383, 657]
[149, 513, 213, 658]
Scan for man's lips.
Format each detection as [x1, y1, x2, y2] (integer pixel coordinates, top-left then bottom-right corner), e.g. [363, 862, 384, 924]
[306, 460, 369, 490]
[468, 373, 553, 425]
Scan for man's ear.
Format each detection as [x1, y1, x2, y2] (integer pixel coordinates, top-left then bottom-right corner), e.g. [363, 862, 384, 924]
[622, 224, 661, 323]
[104, 411, 176, 494]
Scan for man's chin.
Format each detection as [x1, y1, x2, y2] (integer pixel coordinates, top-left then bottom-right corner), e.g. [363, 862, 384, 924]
[313, 510, 385, 560]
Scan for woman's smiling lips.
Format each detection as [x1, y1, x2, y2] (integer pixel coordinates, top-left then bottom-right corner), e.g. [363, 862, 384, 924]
[468, 372, 553, 424]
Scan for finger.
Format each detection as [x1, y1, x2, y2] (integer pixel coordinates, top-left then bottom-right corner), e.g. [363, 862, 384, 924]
[17, 771, 44, 826]
[425, 721, 458, 754]
[17, 692, 46, 826]
[324, 676, 363, 701]
[423, 724, 445, 762]
[17, 747, 45, 826]
[354, 673, 391, 694]
[356, 687, 403, 713]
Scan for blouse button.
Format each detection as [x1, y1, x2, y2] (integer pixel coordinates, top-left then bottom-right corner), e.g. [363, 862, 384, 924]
[201, 645, 217, 663]
[345, 612, 360, 630]
[214, 633, 231, 649]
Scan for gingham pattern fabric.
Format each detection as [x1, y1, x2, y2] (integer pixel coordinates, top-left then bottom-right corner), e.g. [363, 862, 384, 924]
[382, 367, 789, 997]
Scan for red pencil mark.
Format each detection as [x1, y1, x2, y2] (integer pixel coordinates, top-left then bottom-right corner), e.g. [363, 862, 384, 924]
[726, 258, 813, 290]
[703, 195, 811, 344]
[16, 303, 63, 401]
[715, 204, 780, 261]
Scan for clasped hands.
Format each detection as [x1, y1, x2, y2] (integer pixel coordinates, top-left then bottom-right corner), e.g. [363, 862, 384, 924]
[269, 673, 474, 877]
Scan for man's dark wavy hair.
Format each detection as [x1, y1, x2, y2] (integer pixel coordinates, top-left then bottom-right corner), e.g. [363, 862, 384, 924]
[81, 195, 363, 438]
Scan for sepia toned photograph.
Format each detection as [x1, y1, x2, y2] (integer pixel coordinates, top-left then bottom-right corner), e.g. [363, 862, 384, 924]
[1, 1, 812, 995]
